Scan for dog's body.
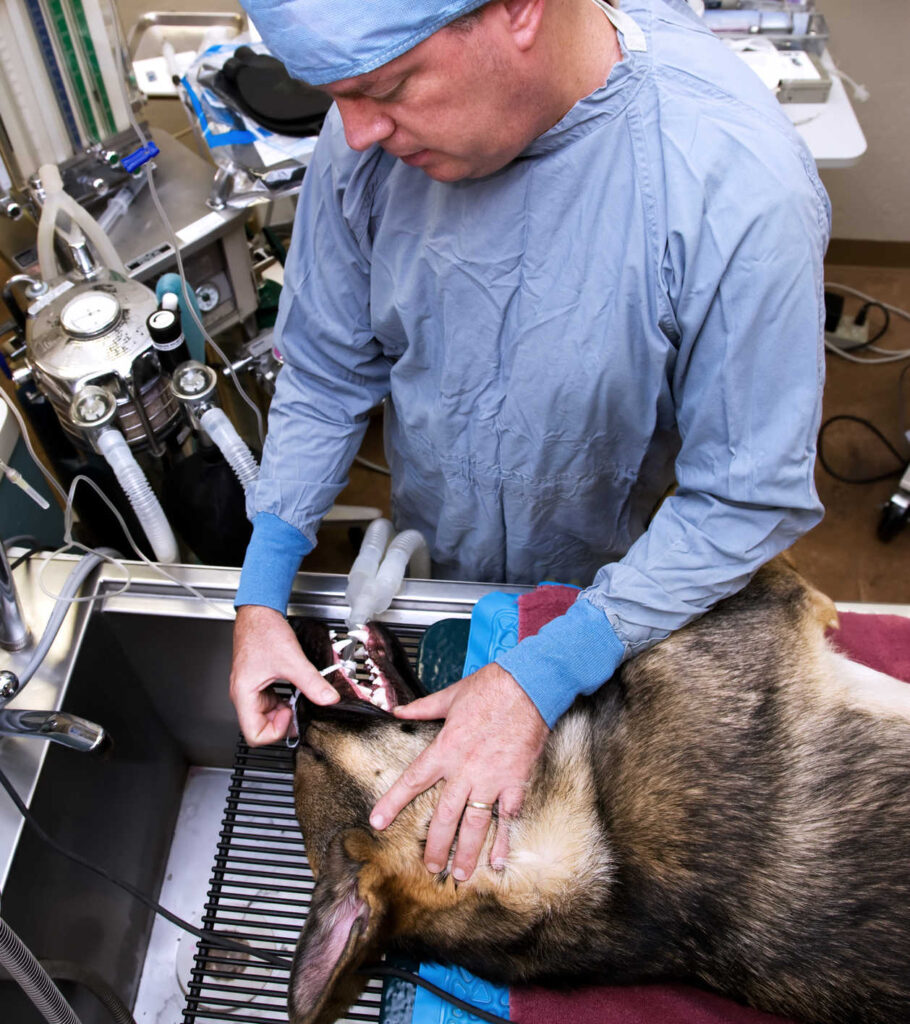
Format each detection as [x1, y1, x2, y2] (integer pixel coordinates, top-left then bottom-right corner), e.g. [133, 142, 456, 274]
[287, 560, 910, 1024]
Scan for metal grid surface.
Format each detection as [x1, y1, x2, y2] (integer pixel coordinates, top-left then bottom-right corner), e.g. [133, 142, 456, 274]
[181, 739, 384, 1024]
[182, 627, 427, 1024]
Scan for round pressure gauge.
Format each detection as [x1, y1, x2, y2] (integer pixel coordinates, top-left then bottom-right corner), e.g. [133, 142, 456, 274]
[60, 291, 121, 338]
[195, 283, 220, 313]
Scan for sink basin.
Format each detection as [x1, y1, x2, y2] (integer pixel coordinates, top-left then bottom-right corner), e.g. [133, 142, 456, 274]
[0, 556, 512, 1023]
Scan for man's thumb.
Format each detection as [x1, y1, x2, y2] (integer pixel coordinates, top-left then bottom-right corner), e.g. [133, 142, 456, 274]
[393, 686, 454, 720]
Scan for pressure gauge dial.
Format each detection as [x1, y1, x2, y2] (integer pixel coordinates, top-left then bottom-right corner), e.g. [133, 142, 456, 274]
[195, 283, 220, 313]
[60, 291, 121, 338]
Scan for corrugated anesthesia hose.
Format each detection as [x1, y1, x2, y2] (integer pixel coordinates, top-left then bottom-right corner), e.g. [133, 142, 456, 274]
[0, 916, 82, 1024]
[96, 430, 178, 564]
[345, 517, 395, 611]
[36, 163, 127, 280]
[347, 524, 431, 628]
[198, 407, 259, 491]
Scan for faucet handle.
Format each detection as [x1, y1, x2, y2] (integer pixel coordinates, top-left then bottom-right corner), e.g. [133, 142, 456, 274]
[0, 670, 20, 702]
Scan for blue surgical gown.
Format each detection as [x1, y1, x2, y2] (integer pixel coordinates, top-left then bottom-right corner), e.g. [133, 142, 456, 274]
[236, 0, 830, 725]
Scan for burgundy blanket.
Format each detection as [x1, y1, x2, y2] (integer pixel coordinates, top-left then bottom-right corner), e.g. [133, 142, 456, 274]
[510, 585, 910, 1024]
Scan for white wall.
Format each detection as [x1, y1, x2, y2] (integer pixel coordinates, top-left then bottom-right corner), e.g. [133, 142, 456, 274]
[819, 0, 910, 242]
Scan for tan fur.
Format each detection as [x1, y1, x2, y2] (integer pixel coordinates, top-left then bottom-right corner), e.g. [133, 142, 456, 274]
[288, 559, 910, 1024]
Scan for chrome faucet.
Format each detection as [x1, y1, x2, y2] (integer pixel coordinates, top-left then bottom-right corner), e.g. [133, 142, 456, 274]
[0, 709, 107, 753]
[0, 541, 30, 652]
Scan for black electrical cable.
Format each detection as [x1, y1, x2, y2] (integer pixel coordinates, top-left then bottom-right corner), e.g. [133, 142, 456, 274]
[847, 301, 891, 351]
[0, 763, 512, 1024]
[9, 547, 45, 572]
[4, 536, 43, 572]
[817, 414, 908, 484]
[0, 762, 290, 970]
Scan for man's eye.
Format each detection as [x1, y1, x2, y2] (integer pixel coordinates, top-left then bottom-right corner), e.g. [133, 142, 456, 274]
[375, 82, 405, 102]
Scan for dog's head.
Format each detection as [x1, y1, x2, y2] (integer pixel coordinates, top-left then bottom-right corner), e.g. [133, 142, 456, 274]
[285, 618, 445, 1024]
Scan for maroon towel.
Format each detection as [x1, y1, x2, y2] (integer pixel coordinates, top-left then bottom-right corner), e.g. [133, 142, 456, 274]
[511, 588, 910, 1024]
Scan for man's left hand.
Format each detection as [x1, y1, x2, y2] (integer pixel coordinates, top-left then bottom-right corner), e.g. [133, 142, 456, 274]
[369, 662, 549, 881]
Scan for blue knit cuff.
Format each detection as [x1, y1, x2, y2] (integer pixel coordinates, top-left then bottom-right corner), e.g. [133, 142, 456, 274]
[495, 599, 625, 728]
[234, 513, 313, 612]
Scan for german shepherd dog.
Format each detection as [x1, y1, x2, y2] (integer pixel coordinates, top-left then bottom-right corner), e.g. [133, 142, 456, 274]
[285, 559, 910, 1024]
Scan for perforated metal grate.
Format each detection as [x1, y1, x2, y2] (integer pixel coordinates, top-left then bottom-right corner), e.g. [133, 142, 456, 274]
[180, 739, 384, 1024]
[180, 624, 429, 1024]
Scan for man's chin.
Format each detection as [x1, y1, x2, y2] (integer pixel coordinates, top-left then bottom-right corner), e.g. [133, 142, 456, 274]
[420, 164, 470, 183]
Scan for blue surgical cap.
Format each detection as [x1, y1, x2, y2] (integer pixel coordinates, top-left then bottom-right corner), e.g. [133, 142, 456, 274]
[240, 0, 492, 85]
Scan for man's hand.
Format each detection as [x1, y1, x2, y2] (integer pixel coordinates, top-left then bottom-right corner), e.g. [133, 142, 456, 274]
[369, 662, 549, 881]
[230, 605, 339, 745]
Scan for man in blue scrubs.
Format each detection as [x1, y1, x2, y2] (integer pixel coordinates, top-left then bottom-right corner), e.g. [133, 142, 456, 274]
[230, 0, 830, 882]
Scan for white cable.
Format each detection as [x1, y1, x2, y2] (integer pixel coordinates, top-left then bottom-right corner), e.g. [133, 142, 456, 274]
[0, 388, 233, 618]
[37, 474, 235, 620]
[823, 283, 910, 364]
[0, 388, 68, 505]
[354, 455, 391, 476]
[103, 0, 267, 447]
[143, 171, 267, 446]
[827, 64, 870, 103]
[824, 283, 910, 324]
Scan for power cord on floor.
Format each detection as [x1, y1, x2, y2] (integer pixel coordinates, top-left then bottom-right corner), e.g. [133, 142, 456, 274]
[817, 414, 907, 484]
[0, 761, 511, 1024]
[824, 283, 910, 365]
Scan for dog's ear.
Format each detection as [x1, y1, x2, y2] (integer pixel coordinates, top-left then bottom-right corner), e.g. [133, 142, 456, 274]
[288, 831, 387, 1024]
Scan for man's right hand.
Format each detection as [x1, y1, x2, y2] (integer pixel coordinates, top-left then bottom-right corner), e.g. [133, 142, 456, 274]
[230, 605, 340, 746]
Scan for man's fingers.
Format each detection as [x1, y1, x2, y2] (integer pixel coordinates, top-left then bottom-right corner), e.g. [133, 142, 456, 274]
[231, 606, 343, 747]
[490, 786, 525, 869]
[423, 780, 471, 874]
[451, 798, 497, 881]
[371, 749, 442, 831]
[393, 686, 456, 720]
[234, 682, 287, 746]
[291, 671, 341, 706]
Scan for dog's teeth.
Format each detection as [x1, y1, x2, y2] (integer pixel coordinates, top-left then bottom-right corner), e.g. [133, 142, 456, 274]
[348, 628, 369, 643]
[332, 638, 352, 655]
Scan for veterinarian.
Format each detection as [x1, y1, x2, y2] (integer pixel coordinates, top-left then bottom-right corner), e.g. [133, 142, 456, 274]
[230, 0, 830, 882]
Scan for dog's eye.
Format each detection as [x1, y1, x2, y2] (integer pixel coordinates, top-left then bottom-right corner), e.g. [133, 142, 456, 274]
[299, 745, 326, 764]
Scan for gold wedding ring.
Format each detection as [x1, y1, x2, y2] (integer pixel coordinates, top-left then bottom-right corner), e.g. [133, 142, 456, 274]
[467, 800, 494, 811]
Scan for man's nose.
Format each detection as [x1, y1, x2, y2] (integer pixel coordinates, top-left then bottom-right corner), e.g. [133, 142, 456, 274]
[336, 97, 395, 151]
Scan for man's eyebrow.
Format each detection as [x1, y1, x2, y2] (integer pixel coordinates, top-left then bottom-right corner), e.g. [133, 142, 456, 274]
[326, 73, 407, 99]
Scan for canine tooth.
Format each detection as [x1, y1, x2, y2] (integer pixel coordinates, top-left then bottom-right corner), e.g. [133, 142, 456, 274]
[348, 628, 369, 643]
[332, 638, 352, 655]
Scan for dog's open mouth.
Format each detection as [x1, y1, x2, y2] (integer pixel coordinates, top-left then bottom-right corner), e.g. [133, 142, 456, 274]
[285, 619, 422, 744]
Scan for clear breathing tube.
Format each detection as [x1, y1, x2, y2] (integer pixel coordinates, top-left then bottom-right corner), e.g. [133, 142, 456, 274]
[198, 407, 259, 491]
[345, 518, 430, 629]
[95, 430, 178, 564]
[36, 163, 127, 280]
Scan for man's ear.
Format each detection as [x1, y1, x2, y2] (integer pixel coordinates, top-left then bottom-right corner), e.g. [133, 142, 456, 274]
[288, 832, 387, 1024]
[501, 0, 546, 51]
